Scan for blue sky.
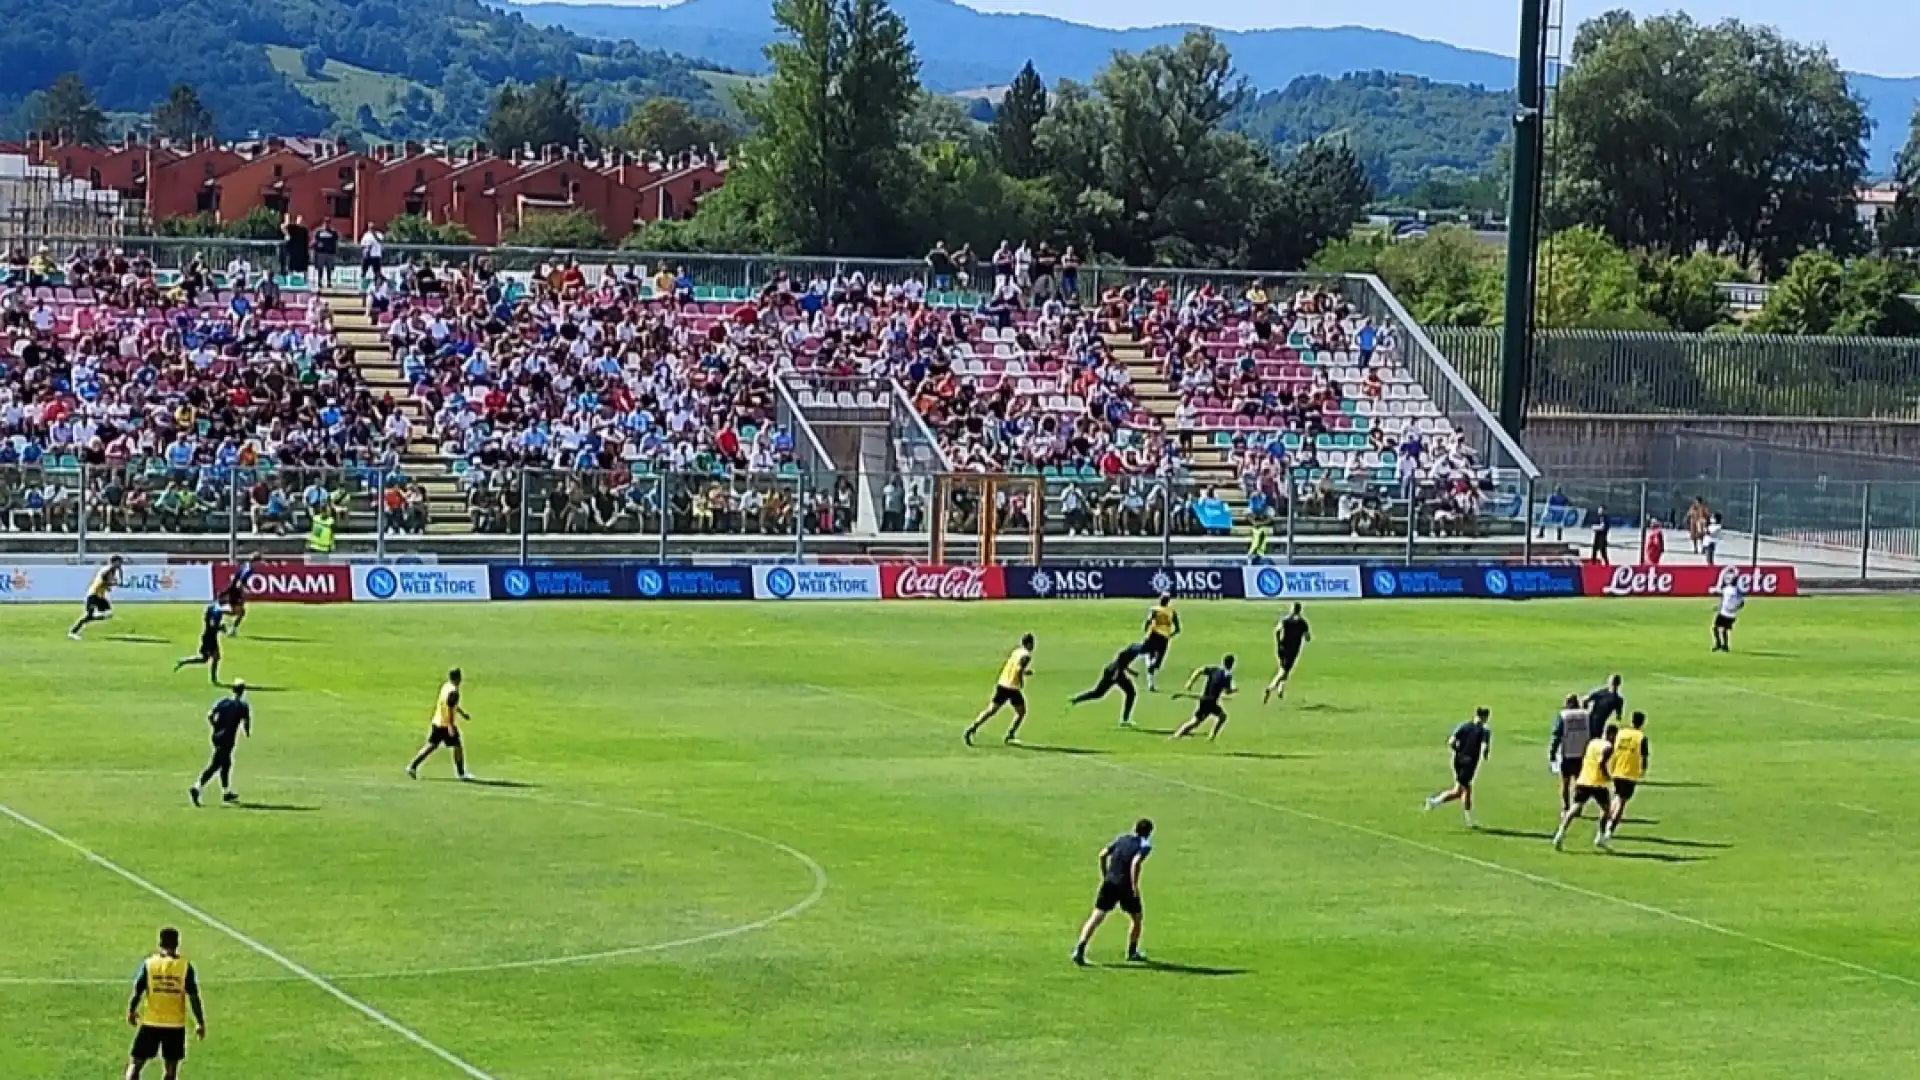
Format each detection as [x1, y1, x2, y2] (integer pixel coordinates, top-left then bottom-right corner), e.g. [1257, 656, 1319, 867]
[563, 0, 1918, 76]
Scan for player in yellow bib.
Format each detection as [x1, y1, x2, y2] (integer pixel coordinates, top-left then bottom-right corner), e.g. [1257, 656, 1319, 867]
[406, 668, 473, 780]
[1140, 594, 1180, 691]
[70, 555, 125, 640]
[1553, 722, 1617, 851]
[125, 927, 204, 1080]
[966, 634, 1034, 746]
[1604, 711, 1650, 841]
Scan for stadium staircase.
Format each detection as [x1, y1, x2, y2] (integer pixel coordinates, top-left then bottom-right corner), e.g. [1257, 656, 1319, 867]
[323, 291, 464, 533]
[1103, 333, 1244, 511]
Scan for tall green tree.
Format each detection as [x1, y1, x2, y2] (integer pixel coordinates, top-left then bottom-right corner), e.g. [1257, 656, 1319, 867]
[989, 61, 1047, 180]
[1881, 106, 1920, 252]
[1247, 138, 1372, 270]
[485, 77, 587, 153]
[32, 73, 107, 144]
[732, 0, 921, 253]
[1552, 13, 1867, 275]
[609, 97, 737, 158]
[507, 209, 609, 249]
[150, 84, 216, 144]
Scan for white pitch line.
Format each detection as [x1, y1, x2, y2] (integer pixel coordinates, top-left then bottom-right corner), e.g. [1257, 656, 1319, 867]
[0, 803, 498, 1080]
[1651, 673, 1919, 727]
[1837, 803, 1882, 817]
[805, 683, 1920, 994]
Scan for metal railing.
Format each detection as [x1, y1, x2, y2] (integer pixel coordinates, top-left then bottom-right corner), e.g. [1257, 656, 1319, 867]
[1433, 327, 1920, 419]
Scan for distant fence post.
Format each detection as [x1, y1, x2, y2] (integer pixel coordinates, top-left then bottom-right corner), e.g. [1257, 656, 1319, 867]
[656, 476, 669, 562]
[375, 468, 388, 563]
[226, 470, 239, 563]
[516, 477, 530, 566]
[1637, 481, 1649, 538]
[1522, 477, 1535, 565]
[1860, 482, 1873, 581]
[75, 464, 90, 560]
[1748, 479, 1762, 567]
[1403, 495, 1417, 565]
[1284, 483, 1297, 564]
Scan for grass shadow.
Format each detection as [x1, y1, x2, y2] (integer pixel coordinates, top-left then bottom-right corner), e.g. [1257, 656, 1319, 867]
[242, 635, 314, 644]
[1739, 649, 1797, 659]
[1010, 744, 1109, 756]
[1638, 780, 1711, 789]
[1474, 826, 1558, 842]
[103, 634, 171, 645]
[1293, 702, 1355, 713]
[230, 802, 320, 812]
[424, 776, 541, 789]
[1223, 751, 1314, 761]
[1111, 959, 1251, 977]
[1125, 727, 1179, 736]
[1617, 835, 1732, 850]
[237, 685, 290, 693]
[1606, 849, 1710, 864]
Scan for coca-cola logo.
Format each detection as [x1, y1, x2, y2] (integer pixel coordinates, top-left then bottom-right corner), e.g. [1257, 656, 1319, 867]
[1603, 565, 1675, 595]
[895, 565, 991, 600]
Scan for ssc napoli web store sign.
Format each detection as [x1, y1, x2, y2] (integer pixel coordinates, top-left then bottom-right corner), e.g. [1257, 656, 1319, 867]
[0, 564, 212, 603]
[1241, 565, 1363, 600]
[1006, 565, 1245, 600]
[1361, 563, 1586, 600]
[751, 564, 881, 601]
[352, 565, 492, 602]
[491, 565, 622, 600]
[632, 565, 753, 599]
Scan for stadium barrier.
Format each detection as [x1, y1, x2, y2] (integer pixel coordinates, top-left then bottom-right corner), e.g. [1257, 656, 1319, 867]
[0, 563, 211, 603]
[1005, 566, 1245, 599]
[212, 562, 352, 604]
[880, 564, 1007, 600]
[1580, 564, 1799, 597]
[488, 564, 755, 600]
[750, 565, 882, 601]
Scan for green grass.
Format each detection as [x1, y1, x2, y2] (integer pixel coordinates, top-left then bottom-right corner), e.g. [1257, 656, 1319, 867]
[4, 597, 1919, 1079]
[694, 70, 762, 122]
[265, 45, 442, 126]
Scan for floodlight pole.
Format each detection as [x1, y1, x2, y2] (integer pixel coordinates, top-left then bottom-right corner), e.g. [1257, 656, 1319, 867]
[1499, 0, 1552, 439]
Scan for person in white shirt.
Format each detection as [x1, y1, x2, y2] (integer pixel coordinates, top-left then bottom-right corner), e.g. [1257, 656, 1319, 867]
[1713, 581, 1745, 653]
[359, 228, 385, 285]
[1701, 514, 1723, 566]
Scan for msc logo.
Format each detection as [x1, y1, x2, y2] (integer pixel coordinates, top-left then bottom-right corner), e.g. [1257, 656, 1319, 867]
[1483, 568, 1510, 596]
[765, 567, 797, 599]
[1371, 569, 1399, 596]
[365, 567, 399, 599]
[635, 569, 665, 597]
[502, 569, 532, 598]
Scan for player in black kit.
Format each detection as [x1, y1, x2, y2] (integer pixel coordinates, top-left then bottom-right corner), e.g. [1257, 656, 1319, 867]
[1263, 602, 1311, 704]
[1072, 818, 1153, 966]
[1069, 641, 1148, 726]
[172, 603, 226, 685]
[1424, 707, 1491, 826]
[189, 683, 251, 806]
[1171, 655, 1237, 741]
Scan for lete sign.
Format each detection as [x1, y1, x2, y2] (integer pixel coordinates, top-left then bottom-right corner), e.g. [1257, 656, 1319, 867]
[213, 562, 351, 603]
[1581, 563, 1799, 597]
[1241, 565, 1363, 600]
[351, 564, 492, 602]
[751, 564, 882, 601]
[881, 564, 1007, 600]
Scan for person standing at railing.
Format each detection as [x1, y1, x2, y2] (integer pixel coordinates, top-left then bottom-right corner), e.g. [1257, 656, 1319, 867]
[1643, 517, 1665, 565]
[312, 219, 339, 289]
[306, 505, 335, 557]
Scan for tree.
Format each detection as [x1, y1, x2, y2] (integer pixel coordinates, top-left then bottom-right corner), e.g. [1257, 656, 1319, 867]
[1643, 251, 1740, 333]
[32, 73, 106, 144]
[729, 0, 921, 253]
[1552, 13, 1867, 275]
[300, 46, 328, 80]
[1248, 138, 1372, 270]
[609, 97, 737, 158]
[506, 209, 609, 249]
[989, 61, 1047, 180]
[1371, 226, 1504, 326]
[1534, 226, 1662, 329]
[1749, 251, 1846, 335]
[151, 85, 215, 144]
[485, 78, 587, 153]
[385, 213, 474, 246]
[1882, 106, 1920, 252]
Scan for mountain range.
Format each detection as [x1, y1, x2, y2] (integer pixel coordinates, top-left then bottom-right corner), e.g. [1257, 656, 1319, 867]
[510, 0, 1920, 172]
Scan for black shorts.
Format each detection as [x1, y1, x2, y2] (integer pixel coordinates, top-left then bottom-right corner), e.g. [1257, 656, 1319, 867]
[130, 1025, 187, 1063]
[1452, 758, 1478, 789]
[1143, 633, 1170, 663]
[198, 632, 221, 660]
[1193, 699, 1226, 723]
[1278, 649, 1301, 675]
[1095, 880, 1142, 916]
[223, 588, 247, 610]
[1714, 614, 1737, 631]
[991, 685, 1027, 710]
[427, 725, 462, 748]
[85, 595, 113, 617]
[1612, 778, 1638, 803]
[1573, 784, 1611, 808]
[1560, 758, 1583, 780]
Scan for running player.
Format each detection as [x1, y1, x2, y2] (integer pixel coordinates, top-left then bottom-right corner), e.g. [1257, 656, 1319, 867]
[966, 635, 1034, 745]
[69, 555, 125, 640]
[172, 603, 226, 684]
[1548, 693, 1592, 811]
[125, 927, 205, 1080]
[1141, 593, 1180, 691]
[1171, 654, 1236, 741]
[1604, 711, 1650, 840]
[1713, 578, 1745, 652]
[189, 683, 250, 806]
[1552, 722, 1618, 851]
[1071, 818, 1152, 966]
[1584, 674, 1625, 731]
[408, 668, 473, 779]
[1425, 707, 1491, 826]
[1263, 602, 1310, 704]
[221, 554, 258, 637]
[1070, 640, 1146, 726]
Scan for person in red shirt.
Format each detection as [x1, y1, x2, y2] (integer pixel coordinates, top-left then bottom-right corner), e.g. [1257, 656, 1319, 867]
[1643, 517, 1665, 564]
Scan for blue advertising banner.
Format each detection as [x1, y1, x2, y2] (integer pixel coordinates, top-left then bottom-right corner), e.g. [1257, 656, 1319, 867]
[1360, 563, 1585, 600]
[631, 564, 754, 600]
[491, 565, 624, 600]
[1006, 565, 1245, 600]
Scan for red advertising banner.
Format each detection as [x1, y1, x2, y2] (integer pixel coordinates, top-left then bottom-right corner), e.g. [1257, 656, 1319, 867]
[880, 563, 1007, 601]
[1581, 563, 1799, 598]
[212, 562, 353, 604]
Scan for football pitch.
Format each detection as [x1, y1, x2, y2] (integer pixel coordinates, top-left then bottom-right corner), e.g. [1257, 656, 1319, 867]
[4, 596, 1919, 1079]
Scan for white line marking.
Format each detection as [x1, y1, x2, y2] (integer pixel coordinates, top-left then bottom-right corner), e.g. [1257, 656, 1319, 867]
[0, 775, 828, 986]
[1651, 673, 1917, 726]
[0, 802, 497, 1079]
[805, 683, 1920, 993]
[1837, 803, 1881, 817]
